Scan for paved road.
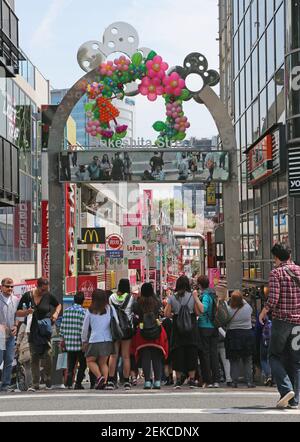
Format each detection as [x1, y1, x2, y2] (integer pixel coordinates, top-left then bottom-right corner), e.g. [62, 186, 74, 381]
[0, 387, 299, 422]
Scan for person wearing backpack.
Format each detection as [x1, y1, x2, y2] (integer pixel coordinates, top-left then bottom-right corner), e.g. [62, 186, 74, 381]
[164, 276, 202, 389]
[131, 283, 168, 390]
[197, 276, 221, 388]
[259, 244, 300, 409]
[107, 279, 134, 390]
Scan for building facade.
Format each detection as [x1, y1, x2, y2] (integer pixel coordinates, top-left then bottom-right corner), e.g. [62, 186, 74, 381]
[219, 0, 300, 286]
[0, 51, 50, 281]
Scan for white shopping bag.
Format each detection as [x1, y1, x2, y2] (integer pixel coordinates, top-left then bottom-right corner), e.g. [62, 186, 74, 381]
[0, 325, 6, 351]
[26, 314, 33, 333]
[56, 352, 68, 370]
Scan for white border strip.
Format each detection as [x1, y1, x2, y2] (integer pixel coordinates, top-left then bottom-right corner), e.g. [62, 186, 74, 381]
[0, 408, 298, 417]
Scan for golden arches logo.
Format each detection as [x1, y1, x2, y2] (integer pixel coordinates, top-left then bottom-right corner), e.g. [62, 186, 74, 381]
[83, 229, 99, 244]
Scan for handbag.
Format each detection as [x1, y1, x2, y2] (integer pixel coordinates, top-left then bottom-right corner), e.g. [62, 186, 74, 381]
[110, 306, 124, 341]
[56, 352, 68, 370]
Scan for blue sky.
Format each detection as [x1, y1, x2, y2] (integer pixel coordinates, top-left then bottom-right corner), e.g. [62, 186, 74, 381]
[16, 0, 219, 140]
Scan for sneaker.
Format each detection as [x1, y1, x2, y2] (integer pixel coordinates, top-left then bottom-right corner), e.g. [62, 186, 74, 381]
[287, 404, 299, 410]
[208, 384, 214, 389]
[45, 386, 53, 391]
[226, 382, 233, 387]
[276, 391, 295, 409]
[105, 381, 115, 391]
[131, 377, 137, 387]
[74, 384, 85, 390]
[153, 381, 161, 390]
[247, 383, 256, 389]
[124, 382, 131, 391]
[28, 387, 37, 392]
[144, 381, 152, 390]
[174, 381, 182, 390]
[264, 377, 273, 387]
[95, 376, 105, 390]
[189, 379, 198, 389]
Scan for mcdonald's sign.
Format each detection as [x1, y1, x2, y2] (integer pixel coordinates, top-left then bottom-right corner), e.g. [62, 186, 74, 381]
[82, 228, 105, 245]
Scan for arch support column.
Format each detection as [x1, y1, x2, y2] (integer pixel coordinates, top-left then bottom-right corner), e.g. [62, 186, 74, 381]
[199, 86, 242, 290]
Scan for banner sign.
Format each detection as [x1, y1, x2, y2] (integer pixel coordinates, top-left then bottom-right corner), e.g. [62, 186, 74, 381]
[106, 234, 123, 259]
[124, 238, 147, 259]
[59, 149, 230, 184]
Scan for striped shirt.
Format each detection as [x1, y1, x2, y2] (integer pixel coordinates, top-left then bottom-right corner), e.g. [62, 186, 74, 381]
[267, 262, 300, 325]
[60, 304, 86, 352]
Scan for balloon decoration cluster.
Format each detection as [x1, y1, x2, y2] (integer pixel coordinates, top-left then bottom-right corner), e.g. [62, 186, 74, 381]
[83, 51, 191, 146]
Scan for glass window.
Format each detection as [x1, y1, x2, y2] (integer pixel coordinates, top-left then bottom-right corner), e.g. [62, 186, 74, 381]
[259, 36, 266, 89]
[252, 47, 259, 98]
[240, 68, 246, 113]
[266, 0, 274, 25]
[245, 9, 251, 58]
[252, 98, 260, 141]
[279, 198, 288, 244]
[239, 22, 245, 67]
[275, 5, 285, 71]
[10, 12, 18, 47]
[2, 1, 10, 37]
[266, 21, 275, 80]
[245, 59, 252, 107]
[267, 77, 276, 127]
[254, 211, 262, 257]
[260, 87, 267, 132]
[251, 0, 258, 47]
[272, 202, 280, 245]
[258, 0, 266, 36]
[0, 78, 6, 138]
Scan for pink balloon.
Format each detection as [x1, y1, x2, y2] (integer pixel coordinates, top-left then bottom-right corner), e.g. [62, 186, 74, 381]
[86, 127, 92, 133]
[91, 131, 97, 137]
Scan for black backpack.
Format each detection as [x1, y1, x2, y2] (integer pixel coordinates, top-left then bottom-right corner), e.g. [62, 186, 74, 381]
[140, 312, 161, 340]
[175, 293, 193, 335]
[206, 291, 231, 328]
[112, 294, 133, 340]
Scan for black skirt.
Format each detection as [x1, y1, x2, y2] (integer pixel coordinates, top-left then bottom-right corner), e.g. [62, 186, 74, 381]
[170, 314, 199, 351]
[225, 329, 255, 360]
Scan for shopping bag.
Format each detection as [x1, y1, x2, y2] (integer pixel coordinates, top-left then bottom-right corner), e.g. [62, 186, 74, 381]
[56, 352, 68, 370]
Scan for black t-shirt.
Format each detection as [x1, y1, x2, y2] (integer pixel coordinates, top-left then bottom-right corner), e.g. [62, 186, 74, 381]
[18, 291, 59, 321]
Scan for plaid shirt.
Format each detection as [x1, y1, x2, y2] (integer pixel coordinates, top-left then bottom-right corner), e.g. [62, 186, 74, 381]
[60, 304, 86, 352]
[267, 261, 300, 325]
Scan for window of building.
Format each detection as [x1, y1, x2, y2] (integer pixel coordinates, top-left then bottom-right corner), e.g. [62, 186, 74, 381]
[266, 21, 275, 80]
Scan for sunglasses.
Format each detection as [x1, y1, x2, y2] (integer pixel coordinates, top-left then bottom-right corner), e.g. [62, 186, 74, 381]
[4, 285, 14, 288]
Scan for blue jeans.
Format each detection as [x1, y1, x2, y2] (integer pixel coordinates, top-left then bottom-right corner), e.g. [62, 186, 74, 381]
[0, 336, 15, 389]
[269, 320, 300, 406]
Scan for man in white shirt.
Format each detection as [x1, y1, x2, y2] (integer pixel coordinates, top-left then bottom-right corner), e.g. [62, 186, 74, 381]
[0, 278, 18, 391]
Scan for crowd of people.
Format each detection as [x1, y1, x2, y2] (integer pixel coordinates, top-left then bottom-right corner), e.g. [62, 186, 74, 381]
[0, 244, 300, 410]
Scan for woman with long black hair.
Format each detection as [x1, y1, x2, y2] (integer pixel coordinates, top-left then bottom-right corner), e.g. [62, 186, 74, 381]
[131, 283, 168, 390]
[164, 276, 203, 389]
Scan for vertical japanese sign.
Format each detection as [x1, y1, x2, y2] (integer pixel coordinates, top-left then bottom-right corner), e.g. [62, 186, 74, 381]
[41, 201, 49, 279]
[65, 183, 77, 294]
[14, 202, 32, 261]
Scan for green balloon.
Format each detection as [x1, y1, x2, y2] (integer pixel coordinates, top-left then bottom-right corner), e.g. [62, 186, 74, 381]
[180, 89, 192, 101]
[153, 121, 167, 132]
[132, 52, 143, 66]
[146, 50, 157, 61]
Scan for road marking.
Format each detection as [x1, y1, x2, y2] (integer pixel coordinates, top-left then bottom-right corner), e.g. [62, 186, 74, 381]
[0, 408, 298, 417]
[0, 392, 278, 400]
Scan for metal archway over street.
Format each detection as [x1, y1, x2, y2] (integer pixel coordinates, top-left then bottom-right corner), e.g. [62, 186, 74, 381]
[47, 22, 242, 301]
